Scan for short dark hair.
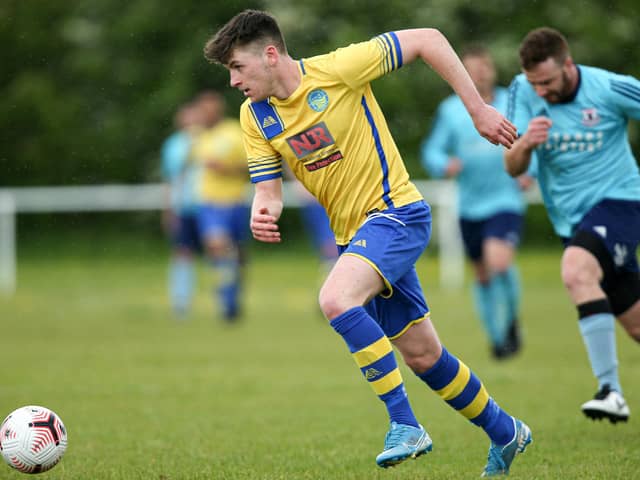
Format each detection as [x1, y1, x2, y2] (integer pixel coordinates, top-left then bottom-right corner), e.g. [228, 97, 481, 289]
[204, 9, 287, 65]
[460, 43, 491, 61]
[519, 27, 570, 70]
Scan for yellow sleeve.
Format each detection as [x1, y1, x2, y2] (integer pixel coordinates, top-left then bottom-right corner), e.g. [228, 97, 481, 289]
[240, 101, 283, 184]
[332, 32, 404, 90]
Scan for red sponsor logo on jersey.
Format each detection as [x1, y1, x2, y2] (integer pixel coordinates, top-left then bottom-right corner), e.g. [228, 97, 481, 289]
[286, 122, 335, 159]
[304, 151, 344, 171]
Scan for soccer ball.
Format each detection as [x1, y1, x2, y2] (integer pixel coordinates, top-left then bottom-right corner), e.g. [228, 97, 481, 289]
[0, 406, 68, 474]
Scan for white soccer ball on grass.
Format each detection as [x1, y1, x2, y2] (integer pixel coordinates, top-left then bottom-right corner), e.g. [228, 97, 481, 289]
[0, 405, 68, 474]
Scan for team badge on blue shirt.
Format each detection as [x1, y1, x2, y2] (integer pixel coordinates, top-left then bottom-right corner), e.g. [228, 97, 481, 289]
[581, 108, 600, 126]
[307, 89, 329, 112]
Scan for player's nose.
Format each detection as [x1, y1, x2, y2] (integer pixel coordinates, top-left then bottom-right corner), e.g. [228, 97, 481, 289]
[229, 71, 241, 88]
[534, 85, 548, 97]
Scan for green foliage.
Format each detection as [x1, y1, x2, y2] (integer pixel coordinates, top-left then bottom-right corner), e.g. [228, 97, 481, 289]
[1, 0, 265, 186]
[1, 0, 639, 186]
[2, 244, 639, 478]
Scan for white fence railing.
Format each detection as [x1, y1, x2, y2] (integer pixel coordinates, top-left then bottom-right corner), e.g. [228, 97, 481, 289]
[0, 181, 542, 295]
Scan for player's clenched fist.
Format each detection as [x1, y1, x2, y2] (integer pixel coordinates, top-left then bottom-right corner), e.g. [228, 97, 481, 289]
[250, 207, 281, 243]
[522, 116, 553, 150]
[471, 104, 518, 148]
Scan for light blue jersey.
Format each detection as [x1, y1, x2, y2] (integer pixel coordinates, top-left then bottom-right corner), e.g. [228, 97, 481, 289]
[421, 87, 526, 220]
[161, 130, 200, 213]
[507, 65, 640, 237]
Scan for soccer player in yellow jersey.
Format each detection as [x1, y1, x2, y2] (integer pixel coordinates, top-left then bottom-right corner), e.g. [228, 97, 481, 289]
[191, 91, 250, 321]
[205, 10, 530, 475]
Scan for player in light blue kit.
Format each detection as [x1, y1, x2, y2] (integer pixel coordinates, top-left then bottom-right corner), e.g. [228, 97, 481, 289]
[161, 101, 203, 316]
[505, 27, 640, 423]
[421, 45, 530, 359]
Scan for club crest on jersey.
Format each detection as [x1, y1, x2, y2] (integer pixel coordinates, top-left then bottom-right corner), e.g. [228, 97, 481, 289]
[307, 89, 329, 112]
[581, 108, 600, 126]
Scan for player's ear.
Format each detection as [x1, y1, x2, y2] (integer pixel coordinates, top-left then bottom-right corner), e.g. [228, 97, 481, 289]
[264, 45, 279, 66]
[562, 56, 574, 69]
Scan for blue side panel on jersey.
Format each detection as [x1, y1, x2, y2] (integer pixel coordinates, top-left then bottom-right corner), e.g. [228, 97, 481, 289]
[361, 95, 393, 208]
[249, 100, 284, 140]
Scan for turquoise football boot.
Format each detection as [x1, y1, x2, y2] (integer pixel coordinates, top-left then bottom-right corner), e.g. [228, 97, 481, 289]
[481, 418, 532, 477]
[375, 422, 432, 468]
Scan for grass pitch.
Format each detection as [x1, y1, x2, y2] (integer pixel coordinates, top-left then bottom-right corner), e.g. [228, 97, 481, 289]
[1, 240, 639, 479]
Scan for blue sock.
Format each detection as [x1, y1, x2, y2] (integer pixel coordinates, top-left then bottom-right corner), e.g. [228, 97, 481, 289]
[417, 347, 515, 445]
[579, 313, 621, 393]
[215, 257, 241, 317]
[331, 307, 419, 427]
[503, 266, 521, 322]
[492, 272, 514, 345]
[473, 281, 501, 345]
[169, 257, 193, 314]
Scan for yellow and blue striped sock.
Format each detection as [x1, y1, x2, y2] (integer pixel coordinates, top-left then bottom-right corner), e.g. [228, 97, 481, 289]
[331, 306, 419, 427]
[418, 347, 514, 445]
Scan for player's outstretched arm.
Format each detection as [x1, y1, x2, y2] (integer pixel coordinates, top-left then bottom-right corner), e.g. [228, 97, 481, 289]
[504, 117, 552, 176]
[395, 28, 516, 147]
[251, 178, 283, 243]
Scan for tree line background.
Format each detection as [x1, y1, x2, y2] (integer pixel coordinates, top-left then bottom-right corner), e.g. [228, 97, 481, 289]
[2, 0, 639, 188]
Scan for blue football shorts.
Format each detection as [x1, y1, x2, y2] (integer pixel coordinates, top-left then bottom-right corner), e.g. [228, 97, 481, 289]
[338, 200, 432, 340]
[459, 211, 523, 261]
[196, 203, 250, 244]
[173, 212, 202, 252]
[571, 198, 640, 273]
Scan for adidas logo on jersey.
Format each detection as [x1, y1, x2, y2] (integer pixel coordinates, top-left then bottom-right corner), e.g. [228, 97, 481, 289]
[353, 239, 367, 248]
[262, 116, 277, 128]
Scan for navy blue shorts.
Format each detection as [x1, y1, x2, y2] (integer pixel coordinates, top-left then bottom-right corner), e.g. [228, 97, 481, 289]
[459, 212, 523, 261]
[338, 201, 432, 340]
[569, 199, 640, 273]
[172, 213, 202, 252]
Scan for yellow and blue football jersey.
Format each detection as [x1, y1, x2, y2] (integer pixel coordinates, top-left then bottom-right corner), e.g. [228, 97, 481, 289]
[192, 118, 249, 204]
[241, 32, 423, 244]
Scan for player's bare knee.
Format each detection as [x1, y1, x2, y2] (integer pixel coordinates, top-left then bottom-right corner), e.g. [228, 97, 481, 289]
[561, 257, 599, 296]
[402, 350, 440, 374]
[318, 288, 345, 320]
[206, 237, 232, 259]
[488, 260, 510, 277]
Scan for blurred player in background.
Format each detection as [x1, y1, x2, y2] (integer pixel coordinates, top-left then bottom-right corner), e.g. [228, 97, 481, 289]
[191, 91, 250, 322]
[204, 10, 531, 476]
[296, 184, 339, 275]
[421, 45, 532, 360]
[284, 164, 339, 280]
[505, 27, 640, 423]
[160, 101, 203, 317]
